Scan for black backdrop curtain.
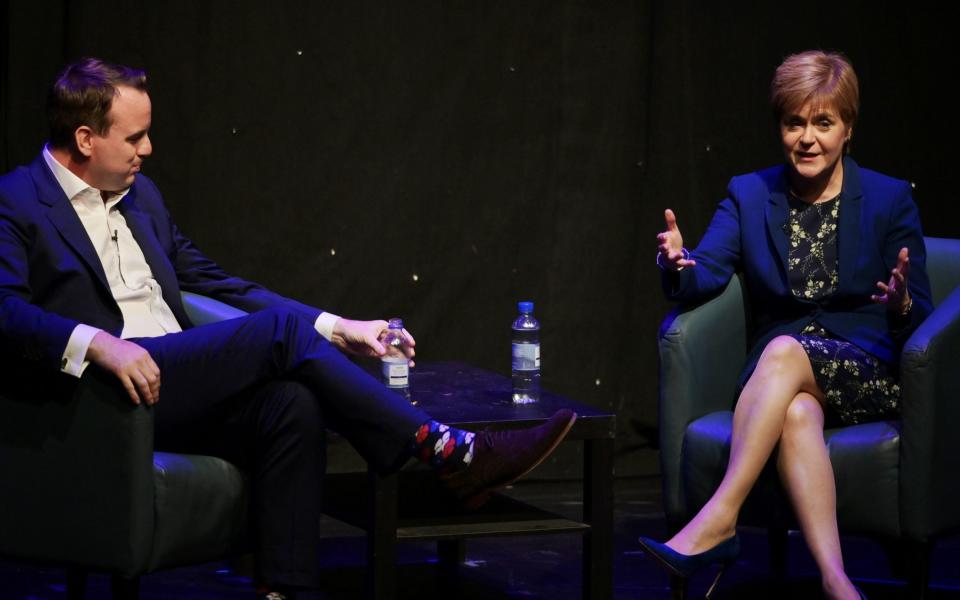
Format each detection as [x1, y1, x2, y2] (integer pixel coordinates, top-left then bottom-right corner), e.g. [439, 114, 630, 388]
[2, 1, 957, 477]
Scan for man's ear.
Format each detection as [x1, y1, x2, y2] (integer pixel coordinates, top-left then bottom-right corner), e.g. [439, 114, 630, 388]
[74, 126, 95, 157]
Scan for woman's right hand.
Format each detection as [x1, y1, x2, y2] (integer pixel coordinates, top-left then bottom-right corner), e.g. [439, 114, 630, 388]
[657, 209, 696, 271]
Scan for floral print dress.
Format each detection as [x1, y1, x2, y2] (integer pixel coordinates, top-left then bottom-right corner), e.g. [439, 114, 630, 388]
[785, 194, 901, 425]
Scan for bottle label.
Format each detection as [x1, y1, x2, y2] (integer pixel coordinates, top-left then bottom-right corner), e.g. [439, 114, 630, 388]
[381, 357, 409, 386]
[512, 343, 541, 370]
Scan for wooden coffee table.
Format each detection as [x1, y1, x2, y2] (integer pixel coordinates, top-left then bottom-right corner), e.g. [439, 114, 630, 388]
[322, 361, 616, 599]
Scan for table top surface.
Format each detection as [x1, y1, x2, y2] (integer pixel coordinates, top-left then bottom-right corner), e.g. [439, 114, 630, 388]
[395, 361, 615, 439]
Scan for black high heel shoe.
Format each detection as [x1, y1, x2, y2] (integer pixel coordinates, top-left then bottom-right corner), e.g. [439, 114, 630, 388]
[637, 535, 740, 599]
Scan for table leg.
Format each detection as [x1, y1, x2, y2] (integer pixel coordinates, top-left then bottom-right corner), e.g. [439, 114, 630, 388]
[367, 467, 398, 600]
[583, 438, 614, 600]
[66, 566, 87, 600]
[438, 539, 466, 587]
[438, 539, 466, 566]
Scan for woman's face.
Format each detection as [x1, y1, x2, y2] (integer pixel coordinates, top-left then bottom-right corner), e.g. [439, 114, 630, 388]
[780, 101, 851, 186]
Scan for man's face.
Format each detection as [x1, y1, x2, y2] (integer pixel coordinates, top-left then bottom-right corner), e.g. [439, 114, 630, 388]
[84, 85, 153, 192]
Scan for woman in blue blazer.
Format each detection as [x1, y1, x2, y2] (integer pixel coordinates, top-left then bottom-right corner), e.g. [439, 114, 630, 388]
[640, 51, 932, 600]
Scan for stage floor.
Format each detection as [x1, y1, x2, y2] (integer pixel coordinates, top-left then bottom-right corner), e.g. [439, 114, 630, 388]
[2, 476, 958, 599]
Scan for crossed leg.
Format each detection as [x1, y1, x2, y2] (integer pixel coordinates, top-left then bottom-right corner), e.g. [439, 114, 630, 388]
[778, 393, 859, 599]
[665, 335, 859, 600]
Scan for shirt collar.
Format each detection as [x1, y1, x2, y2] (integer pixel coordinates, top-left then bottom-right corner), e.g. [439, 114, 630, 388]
[42, 144, 130, 207]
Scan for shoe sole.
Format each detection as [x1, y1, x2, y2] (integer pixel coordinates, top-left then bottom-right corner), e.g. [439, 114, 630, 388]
[636, 537, 685, 577]
[462, 411, 578, 510]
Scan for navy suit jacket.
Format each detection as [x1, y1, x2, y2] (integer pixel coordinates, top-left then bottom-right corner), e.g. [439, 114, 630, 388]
[0, 153, 324, 375]
[664, 156, 933, 384]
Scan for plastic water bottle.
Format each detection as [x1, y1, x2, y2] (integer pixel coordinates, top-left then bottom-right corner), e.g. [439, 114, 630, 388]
[511, 301, 540, 404]
[381, 318, 413, 403]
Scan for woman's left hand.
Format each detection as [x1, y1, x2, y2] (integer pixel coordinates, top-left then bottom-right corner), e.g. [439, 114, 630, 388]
[871, 247, 912, 313]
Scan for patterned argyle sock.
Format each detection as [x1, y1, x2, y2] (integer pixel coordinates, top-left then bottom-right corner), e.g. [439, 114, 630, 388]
[410, 420, 475, 473]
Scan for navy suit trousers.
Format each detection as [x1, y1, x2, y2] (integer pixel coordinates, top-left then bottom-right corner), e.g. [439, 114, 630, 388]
[133, 306, 429, 588]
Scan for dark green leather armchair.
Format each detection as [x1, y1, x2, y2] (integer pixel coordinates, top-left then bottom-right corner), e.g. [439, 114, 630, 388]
[657, 237, 960, 597]
[0, 292, 250, 599]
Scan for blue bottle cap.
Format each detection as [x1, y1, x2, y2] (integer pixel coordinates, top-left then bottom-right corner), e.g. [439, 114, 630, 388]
[518, 301, 534, 313]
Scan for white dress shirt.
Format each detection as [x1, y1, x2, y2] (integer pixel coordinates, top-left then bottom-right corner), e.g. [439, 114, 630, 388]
[44, 147, 339, 377]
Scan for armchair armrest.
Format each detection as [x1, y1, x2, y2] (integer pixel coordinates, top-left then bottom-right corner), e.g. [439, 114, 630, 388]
[0, 368, 155, 576]
[181, 291, 248, 326]
[657, 276, 749, 522]
[0, 294, 248, 576]
[899, 285, 960, 541]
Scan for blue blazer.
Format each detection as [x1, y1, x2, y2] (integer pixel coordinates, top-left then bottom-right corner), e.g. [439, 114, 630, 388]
[0, 153, 324, 374]
[664, 157, 933, 384]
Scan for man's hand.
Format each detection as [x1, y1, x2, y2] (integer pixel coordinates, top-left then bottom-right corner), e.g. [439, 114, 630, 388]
[657, 209, 696, 271]
[871, 246, 912, 314]
[86, 331, 161, 405]
[331, 318, 417, 366]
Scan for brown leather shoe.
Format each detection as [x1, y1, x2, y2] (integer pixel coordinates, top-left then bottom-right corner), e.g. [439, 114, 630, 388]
[442, 409, 577, 509]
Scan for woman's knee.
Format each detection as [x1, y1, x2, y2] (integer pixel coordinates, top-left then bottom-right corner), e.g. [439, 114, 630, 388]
[782, 392, 825, 437]
[759, 335, 806, 365]
[753, 336, 815, 381]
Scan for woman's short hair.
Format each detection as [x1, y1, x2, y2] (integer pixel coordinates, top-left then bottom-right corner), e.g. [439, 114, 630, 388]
[770, 50, 859, 127]
[47, 58, 148, 149]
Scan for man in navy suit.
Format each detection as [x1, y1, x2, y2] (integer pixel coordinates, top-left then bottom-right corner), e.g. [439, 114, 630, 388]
[0, 58, 576, 599]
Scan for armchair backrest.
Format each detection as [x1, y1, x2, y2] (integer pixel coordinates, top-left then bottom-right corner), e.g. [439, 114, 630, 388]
[924, 237, 960, 306]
